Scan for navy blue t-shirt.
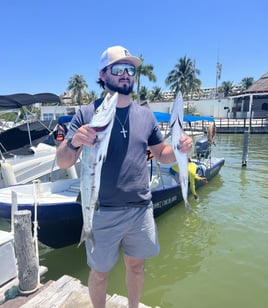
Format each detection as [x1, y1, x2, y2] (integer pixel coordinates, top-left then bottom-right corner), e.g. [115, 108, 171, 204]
[66, 101, 164, 207]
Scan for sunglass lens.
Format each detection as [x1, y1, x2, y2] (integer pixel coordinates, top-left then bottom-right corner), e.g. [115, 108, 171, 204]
[111, 64, 135, 76]
[111, 66, 124, 76]
[127, 66, 135, 76]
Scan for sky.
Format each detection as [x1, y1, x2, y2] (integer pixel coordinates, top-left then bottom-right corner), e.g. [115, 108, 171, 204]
[1, 0, 267, 96]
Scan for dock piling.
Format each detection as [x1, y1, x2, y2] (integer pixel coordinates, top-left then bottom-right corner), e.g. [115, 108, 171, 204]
[241, 129, 250, 167]
[14, 210, 39, 294]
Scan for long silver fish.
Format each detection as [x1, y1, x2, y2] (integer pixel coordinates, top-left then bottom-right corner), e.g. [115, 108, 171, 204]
[169, 91, 191, 213]
[79, 92, 118, 251]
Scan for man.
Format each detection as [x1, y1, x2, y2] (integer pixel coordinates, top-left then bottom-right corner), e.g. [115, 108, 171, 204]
[56, 45, 192, 308]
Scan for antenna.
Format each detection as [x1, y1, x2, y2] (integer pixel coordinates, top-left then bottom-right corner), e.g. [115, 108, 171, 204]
[215, 50, 222, 98]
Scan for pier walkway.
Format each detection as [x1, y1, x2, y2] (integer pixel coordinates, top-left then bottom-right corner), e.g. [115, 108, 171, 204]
[1, 274, 157, 308]
[185, 118, 268, 134]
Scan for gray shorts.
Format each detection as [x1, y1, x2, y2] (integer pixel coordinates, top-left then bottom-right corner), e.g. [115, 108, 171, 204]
[85, 203, 160, 272]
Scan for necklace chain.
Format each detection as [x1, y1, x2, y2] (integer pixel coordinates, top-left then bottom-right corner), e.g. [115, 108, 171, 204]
[115, 107, 130, 138]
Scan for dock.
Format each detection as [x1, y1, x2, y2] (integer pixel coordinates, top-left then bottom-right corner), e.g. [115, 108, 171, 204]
[188, 118, 268, 134]
[1, 274, 157, 308]
[0, 213, 159, 308]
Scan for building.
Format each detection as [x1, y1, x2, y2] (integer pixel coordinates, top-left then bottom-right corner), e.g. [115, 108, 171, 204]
[232, 73, 268, 119]
[151, 73, 268, 119]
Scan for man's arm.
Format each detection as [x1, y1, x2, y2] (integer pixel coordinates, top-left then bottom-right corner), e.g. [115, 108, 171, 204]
[56, 140, 82, 169]
[56, 125, 98, 169]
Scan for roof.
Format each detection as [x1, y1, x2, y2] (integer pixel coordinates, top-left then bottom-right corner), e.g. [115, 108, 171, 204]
[245, 73, 268, 93]
[0, 93, 61, 109]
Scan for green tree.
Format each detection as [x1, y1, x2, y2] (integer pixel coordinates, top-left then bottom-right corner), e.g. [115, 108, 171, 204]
[136, 55, 157, 103]
[67, 74, 88, 106]
[86, 90, 99, 103]
[139, 86, 149, 101]
[165, 56, 201, 98]
[218, 81, 234, 97]
[188, 75, 202, 100]
[241, 77, 254, 91]
[149, 86, 163, 102]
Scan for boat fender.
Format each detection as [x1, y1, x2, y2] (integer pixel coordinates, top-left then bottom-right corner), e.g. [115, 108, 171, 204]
[0, 161, 17, 186]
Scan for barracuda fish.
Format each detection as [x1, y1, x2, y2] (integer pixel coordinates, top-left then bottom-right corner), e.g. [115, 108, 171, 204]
[169, 91, 191, 213]
[79, 92, 118, 252]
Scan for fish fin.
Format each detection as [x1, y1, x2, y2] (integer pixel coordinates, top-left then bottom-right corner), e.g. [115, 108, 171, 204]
[77, 227, 85, 248]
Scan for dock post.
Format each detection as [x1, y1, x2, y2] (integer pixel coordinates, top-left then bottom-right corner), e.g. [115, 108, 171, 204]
[241, 129, 250, 167]
[14, 210, 39, 294]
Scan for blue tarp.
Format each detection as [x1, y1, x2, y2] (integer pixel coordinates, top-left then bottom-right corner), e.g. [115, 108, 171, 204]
[57, 115, 73, 124]
[153, 112, 214, 123]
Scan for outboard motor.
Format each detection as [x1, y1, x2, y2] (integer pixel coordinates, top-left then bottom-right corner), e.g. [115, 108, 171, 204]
[195, 136, 210, 159]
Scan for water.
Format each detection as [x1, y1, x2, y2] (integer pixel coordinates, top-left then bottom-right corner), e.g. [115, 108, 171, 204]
[1, 134, 268, 308]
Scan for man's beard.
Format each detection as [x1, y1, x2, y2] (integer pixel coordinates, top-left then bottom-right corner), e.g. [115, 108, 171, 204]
[105, 77, 134, 95]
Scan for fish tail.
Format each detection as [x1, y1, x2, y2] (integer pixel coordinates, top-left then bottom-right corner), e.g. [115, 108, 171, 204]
[77, 227, 95, 253]
[184, 200, 191, 213]
[77, 228, 85, 248]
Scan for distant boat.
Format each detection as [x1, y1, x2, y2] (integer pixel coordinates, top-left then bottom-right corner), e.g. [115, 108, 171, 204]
[154, 112, 216, 157]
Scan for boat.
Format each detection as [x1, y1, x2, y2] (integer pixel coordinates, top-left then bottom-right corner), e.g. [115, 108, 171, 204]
[154, 111, 216, 157]
[0, 110, 224, 248]
[0, 139, 224, 249]
[150, 111, 224, 216]
[0, 93, 60, 154]
[0, 93, 78, 187]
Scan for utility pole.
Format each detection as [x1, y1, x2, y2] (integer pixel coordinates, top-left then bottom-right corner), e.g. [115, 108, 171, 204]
[215, 61, 222, 98]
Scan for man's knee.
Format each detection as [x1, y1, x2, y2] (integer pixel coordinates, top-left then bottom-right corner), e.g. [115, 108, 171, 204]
[89, 269, 109, 284]
[124, 255, 144, 273]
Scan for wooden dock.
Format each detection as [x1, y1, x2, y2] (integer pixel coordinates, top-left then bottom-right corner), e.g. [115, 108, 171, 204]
[0, 201, 160, 307]
[1, 274, 157, 308]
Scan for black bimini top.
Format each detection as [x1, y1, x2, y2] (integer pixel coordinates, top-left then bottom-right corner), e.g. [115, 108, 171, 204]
[0, 93, 61, 110]
[0, 93, 60, 156]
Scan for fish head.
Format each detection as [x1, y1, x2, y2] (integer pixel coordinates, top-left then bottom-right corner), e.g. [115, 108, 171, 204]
[90, 92, 118, 129]
[169, 91, 184, 128]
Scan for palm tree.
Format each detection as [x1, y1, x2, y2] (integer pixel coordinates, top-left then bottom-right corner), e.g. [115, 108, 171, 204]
[188, 75, 202, 100]
[139, 86, 149, 101]
[165, 56, 201, 98]
[218, 81, 234, 97]
[67, 74, 88, 106]
[149, 86, 163, 102]
[136, 55, 157, 103]
[87, 90, 99, 103]
[81, 90, 99, 105]
[241, 77, 254, 91]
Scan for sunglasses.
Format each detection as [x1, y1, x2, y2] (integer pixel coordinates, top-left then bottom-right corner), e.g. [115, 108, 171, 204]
[110, 64, 136, 77]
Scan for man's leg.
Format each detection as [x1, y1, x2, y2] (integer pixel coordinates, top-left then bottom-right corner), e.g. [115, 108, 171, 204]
[124, 254, 145, 308]
[88, 269, 109, 308]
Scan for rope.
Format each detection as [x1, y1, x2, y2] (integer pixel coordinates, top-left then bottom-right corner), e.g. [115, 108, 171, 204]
[32, 179, 41, 286]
